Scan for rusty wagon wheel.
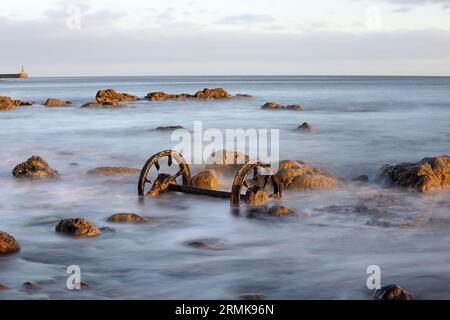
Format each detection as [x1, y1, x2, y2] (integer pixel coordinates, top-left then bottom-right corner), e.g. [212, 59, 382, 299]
[138, 150, 191, 196]
[230, 162, 282, 207]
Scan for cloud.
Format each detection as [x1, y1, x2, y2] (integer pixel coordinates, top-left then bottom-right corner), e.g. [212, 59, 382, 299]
[216, 14, 275, 25]
[373, 0, 450, 9]
[1, 12, 450, 75]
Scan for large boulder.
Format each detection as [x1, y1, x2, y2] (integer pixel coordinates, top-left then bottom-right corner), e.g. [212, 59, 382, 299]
[245, 186, 269, 205]
[12, 155, 60, 179]
[193, 88, 233, 99]
[95, 89, 139, 103]
[379, 155, 450, 192]
[87, 167, 141, 176]
[276, 160, 339, 191]
[55, 218, 101, 237]
[0, 232, 21, 255]
[0, 96, 15, 110]
[44, 98, 71, 107]
[191, 169, 219, 190]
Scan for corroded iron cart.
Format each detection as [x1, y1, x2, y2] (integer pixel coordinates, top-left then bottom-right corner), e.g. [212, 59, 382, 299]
[138, 150, 282, 208]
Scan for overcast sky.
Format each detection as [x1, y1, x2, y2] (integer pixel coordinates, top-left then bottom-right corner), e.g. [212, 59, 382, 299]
[1, 0, 450, 76]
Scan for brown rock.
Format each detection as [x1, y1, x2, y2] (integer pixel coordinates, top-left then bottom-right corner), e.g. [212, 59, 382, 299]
[267, 206, 297, 216]
[107, 213, 148, 224]
[285, 104, 303, 111]
[261, 102, 282, 110]
[80, 101, 126, 108]
[55, 218, 101, 237]
[146, 91, 171, 101]
[0, 284, 9, 290]
[0, 232, 21, 255]
[147, 174, 177, 197]
[86, 167, 141, 176]
[12, 155, 61, 180]
[186, 241, 210, 249]
[206, 149, 251, 174]
[379, 155, 450, 192]
[193, 87, 233, 99]
[0, 96, 15, 110]
[235, 94, 254, 100]
[191, 169, 219, 190]
[22, 282, 40, 290]
[297, 122, 315, 133]
[44, 98, 70, 107]
[95, 89, 139, 103]
[13, 99, 33, 106]
[373, 284, 413, 300]
[245, 186, 270, 205]
[276, 160, 339, 191]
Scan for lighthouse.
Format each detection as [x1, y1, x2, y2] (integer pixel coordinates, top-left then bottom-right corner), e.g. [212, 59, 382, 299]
[19, 66, 29, 78]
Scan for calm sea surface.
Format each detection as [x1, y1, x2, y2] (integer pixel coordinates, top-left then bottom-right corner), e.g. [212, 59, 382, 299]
[0, 76, 449, 299]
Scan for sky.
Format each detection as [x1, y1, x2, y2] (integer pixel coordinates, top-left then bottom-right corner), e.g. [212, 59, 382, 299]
[1, 0, 450, 76]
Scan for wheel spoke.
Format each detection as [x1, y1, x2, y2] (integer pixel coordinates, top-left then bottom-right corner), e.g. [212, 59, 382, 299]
[168, 155, 173, 167]
[155, 161, 160, 171]
[174, 168, 183, 178]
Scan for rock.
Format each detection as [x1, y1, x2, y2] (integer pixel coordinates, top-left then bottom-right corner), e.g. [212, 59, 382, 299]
[235, 94, 254, 100]
[193, 88, 233, 99]
[95, 89, 139, 103]
[191, 169, 219, 190]
[107, 213, 148, 224]
[0, 96, 15, 110]
[0, 284, 9, 290]
[239, 294, 265, 300]
[12, 155, 61, 180]
[147, 174, 177, 197]
[379, 155, 450, 192]
[146, 92, 192, 101]
[285, 104, 303, 111]
[155, 126, 185, 131]
[261, 102, 303, 111]
[13, 99, 33, 106]
[267, 206, 297, 217]
[297, 122, 315, 133]
[352, 175, 369, 183]
[245, 186, 269, 205]
[276, 160, 339, 191]
[206, 149, 251, 174]
[0, 232, 21, 255]
[373, 284, 413, 300]
[87, 167, 141, 176]
[80, 101, 126, 108]
[22, 282, 40, 290]
[44, 98, 70, 107]
[55, 218, 101, 237]
[186, 241, 210, 249]
[261, 102, 282, 110]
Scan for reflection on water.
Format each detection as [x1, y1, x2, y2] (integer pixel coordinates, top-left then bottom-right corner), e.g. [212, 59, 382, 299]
[0, 76, 450, 299]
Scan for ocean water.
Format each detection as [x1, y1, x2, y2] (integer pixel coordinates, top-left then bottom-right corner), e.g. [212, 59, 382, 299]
[0, 75, 449, 299]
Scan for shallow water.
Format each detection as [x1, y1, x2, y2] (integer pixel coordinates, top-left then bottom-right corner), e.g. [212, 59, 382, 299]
[0, 76, 450, 299]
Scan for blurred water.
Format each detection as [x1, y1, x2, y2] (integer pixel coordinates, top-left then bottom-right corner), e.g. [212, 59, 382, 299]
[0, 76, 449, 299]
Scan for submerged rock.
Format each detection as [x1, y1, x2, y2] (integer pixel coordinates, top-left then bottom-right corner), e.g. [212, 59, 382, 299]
[235, 94, 254, 100]
[44, 98, 71, 107]
[0, 232, 21, 255]
[22, 282, 40, 290]
[146, 92, 192, 101]
[55, 218, 101, 237]
[80, 101, 126, 108]
[95, 89, 139, 103]
[147, 174, 177, 197]
[0, 96, 15, 110]
[154, 126, 185, 131]
[191, 169, 219, 190]
[267, 206, 297, 217]
[86, 167, 141, 176]
[352, 175, 369, 183]
[193, 87, 233, 99]
[379, 155, 450, 192]
[146, 88, 245, 101]
[186, 241, 210, 249]
[276, 160, 339, 191]
[297, 122, 316, 133]
[373, 284, 413, 300]
[239, 293, 265, 300]
[261, 102, 303, 111]
[245, 186, 270, 205]
[0, 284, 9, 290]
[13, 99, 33, 106]
[206, 149, 251, 174]
[107, 213, 148, 224]
[12, 155, 61, 180]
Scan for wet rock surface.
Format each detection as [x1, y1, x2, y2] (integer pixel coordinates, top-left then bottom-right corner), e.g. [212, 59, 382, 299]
[185, 239, 221, 250]
[261, 102, 303, 111]
[81, 101, 127, 108]
[0, 232, 21, 255]
[191, 169, 219, 190]
[146, 88, 247, 101]
[0, 96, 15, 110]
[147, 174, 177, 197]
[206, 149, 251, 174]
[55, 218, 101, 237]
[22, 282, 40, 290]
[276, 160, 339, 191]
[107, 213, 149, 224]
[95, 89, 139, 103]
[379, 155, 450, 192]
[245, 186, 270, 205]
[87, 166, 141, 176]
[44, 98, 71, 107]
[12, 155, 61, 180]
[13, 99, 33, 106]
[373, 284, 413, 300]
